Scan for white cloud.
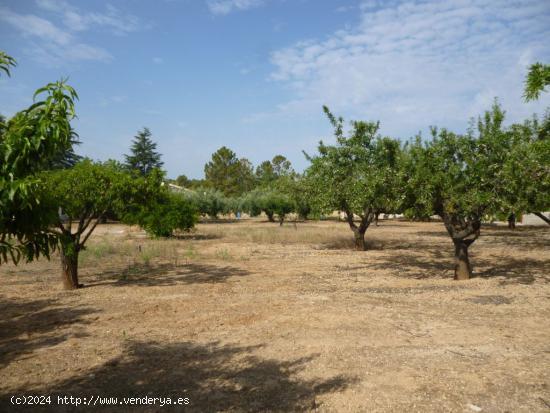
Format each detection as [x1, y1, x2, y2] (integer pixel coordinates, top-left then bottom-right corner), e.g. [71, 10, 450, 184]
[0, 7, 72, 45]
[207, 0, 265, 15]
[1, 7, 112, 65]
[1, 2, 143, 65]
[36, 0, 140, 34]
[267, 0, 550, 137]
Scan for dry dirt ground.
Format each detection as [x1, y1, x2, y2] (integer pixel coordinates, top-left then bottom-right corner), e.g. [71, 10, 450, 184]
[0, 219, 549, 412]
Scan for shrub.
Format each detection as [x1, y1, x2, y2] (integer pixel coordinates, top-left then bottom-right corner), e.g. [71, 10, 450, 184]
[138, 193, 198, 237]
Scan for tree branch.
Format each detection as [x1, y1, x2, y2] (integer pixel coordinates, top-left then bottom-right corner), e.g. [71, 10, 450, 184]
[78, 210, 107, 248]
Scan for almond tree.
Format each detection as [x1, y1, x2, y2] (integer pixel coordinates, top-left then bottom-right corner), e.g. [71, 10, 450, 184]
[305, 106, 403, 250]
[505, 113, 550, 226]
[403, 103, 525, 280]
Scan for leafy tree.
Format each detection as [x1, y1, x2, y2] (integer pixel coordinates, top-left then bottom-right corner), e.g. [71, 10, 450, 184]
[240, 188, 294, 225]
[305, 106, 403, 250]
[42, 161, 181, 289]
[41, 161, 133, 289]
[175, 174, 191, 188]
[522, 63, 550, 225]
[524, 62, 550, 101]
[271, 155, 293, 177]
[276, 173, 312, 220]
[1, 51, 78, 264]
[256, 155, 294, 187]
[184, 188, 229, 219]
[204, 146, 254, 196]
[134, 192, 197, 237]
[255, 160, 276, 186]
[505, 113, 550, 226]
[403, 103, 527, 280]
[124, 127, 163, 175]
[265, 191, 294, 226]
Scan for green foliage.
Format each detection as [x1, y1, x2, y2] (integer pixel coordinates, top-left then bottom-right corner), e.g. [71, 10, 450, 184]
[0, 51, 78, 264]
[305, 106, 404, 221]
[240, 188, 294, 223]
[204, 146, 255, 196]
[0, 51, 16, 77]
[504, 112, 550, 216]
[175, 174, 190, 188]
[403, 103, 524, 222]
[136, 193, 198, 237]
[273, 173, 311, 220]
[42, 160, 129, 229]
[183, 187, 228, 219]
[255, 155, 294, 187]
[524, 62, 550, 101]
[124, 127, 163, 175]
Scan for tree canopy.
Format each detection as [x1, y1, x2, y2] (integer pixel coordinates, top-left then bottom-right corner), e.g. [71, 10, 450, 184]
[305, 106, 403, 250]
[204, 146, 255, 196]
[124, 127, 163, 175]
[401, 103, 541, 279]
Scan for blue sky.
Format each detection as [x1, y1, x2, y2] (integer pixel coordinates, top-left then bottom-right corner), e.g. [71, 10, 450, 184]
[1, 0, 550, 179]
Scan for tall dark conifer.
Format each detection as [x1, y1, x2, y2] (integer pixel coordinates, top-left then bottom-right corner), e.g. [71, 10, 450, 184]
[124, 127, 163, 175]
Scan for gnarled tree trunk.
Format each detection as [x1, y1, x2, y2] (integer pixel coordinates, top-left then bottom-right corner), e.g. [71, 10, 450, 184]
[60, 237, 80, 290]
[442, 214, 481, 280]
[266, 211, 275, 222]
[345, 209, 375, 251]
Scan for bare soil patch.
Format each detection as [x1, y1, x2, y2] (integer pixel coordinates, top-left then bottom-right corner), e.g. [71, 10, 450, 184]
[1, 219, 549, 412]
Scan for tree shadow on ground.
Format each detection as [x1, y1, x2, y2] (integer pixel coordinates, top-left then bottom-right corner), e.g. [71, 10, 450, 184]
[199, 218, 243, 224]
[173, 233, 221, 241]
[476, 256, 550, 285]
[88, 262, 250, 288]
[320, 236, 438, 251]
[1, 340, 355, 412]
[369, 250, 549, 284]
[416, 225, 550, 246]
[0, 296, 96, 368]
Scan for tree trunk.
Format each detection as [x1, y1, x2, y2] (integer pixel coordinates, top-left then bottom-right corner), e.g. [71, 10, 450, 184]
[534, 212, 550, 225]
[353, 228, 366, 251]
[60, 239, 80, 290]
[453, 239, 472, 280]
[507, 213, 516, 229]
[441, 213, 480, 281]
[266, 212, 275, 222]
[279, 215, 284, 226]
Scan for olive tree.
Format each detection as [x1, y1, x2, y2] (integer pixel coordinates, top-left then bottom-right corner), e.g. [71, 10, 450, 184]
[240, 188, 294, 224]
[184, 188, 229, 219]
[305, 106, 403, 250]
